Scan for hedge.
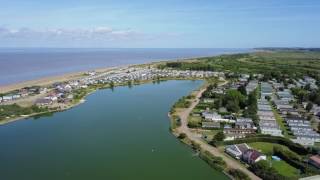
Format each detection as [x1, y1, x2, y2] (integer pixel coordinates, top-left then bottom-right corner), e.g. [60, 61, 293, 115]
[199, 150, 226, 171]
[212, 135, 309, 155]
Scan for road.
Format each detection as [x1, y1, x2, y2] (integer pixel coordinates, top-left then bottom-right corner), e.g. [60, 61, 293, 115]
[175, 83, 261, 180]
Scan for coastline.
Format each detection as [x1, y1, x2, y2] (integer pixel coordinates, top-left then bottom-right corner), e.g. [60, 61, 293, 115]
[0, 65, 124, 94]
[0, 76, 200, 126]
[0, 49, 252, 94]
[0, 50, 244, 125]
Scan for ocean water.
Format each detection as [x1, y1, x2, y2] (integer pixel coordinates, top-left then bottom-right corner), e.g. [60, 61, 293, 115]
[0, 48, 250, 86]
[0, 80, 228, 180]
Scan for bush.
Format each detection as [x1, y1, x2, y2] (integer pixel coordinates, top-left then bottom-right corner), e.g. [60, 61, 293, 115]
[214, 131, 225, 141]
[228, 169, 250, 180]
[190, 140, 201, 150]
[178, 133, 187, 139]
[0, 104, 47, 120]
[199, 150, 226, 171]
[249, 160, 287, 180]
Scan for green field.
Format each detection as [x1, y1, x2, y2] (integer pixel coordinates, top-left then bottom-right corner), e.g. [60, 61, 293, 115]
[187, 115, 202, 128]
[160, 50, 320, 80]
[248, 142, 300, 178]
[267, 156, 300, 178]
[248, 142, 289, 155]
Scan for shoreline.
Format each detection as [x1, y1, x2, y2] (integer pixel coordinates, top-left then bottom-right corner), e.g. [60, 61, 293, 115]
[0, 77, 201, 126]
[0, 49, 252, 94]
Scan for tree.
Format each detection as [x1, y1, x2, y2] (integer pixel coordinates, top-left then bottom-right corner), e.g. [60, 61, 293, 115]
[224, 89, 246, 111]
[128, 80, 133, 88]
[178, 133, 186, 139]
[306, 102, 313, 112]
[237, 85, 247, 96]
[226, 100, 240, 112]
[297, 90, 308, 103]
[265, 95, 271, 101]
[213, 82, 218, 88]
[109, 81, 114, 91]
[214, 131, 225, 141]
[304, 83, 311, 91]
[214, 97, 222, 109]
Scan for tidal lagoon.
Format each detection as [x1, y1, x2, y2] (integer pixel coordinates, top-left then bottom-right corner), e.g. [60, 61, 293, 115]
[0, 80, 228, 180]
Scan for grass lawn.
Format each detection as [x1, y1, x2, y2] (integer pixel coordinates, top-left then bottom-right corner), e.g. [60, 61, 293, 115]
[187, 115, 202, 128]
[271, 106, 293, 138]
[249, 142, 300, 178]
[268, 156, 300, 178]
[248, 142, 289, 155]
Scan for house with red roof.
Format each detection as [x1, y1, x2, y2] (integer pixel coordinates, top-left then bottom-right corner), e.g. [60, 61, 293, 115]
[242, 149, 267, 165]
[309, 155, 320, 169]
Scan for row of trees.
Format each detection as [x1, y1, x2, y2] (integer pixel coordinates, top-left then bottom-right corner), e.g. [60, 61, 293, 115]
[0, 104, 46, 120]
[160, 61, 216, 71]
[291, 87, 320, 105]
[249, 160, 289, 180]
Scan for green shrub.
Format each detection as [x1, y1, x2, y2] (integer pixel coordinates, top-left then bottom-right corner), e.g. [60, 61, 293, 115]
[199, 150, 226, 171]
[178, 133, 187, 139]
[228, 169, 250, 180]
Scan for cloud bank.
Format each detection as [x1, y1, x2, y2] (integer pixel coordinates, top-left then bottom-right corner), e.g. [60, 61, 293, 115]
[0, 27, 146, 41]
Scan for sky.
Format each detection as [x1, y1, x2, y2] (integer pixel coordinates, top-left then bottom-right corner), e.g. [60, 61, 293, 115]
[0, 0, 319, 48]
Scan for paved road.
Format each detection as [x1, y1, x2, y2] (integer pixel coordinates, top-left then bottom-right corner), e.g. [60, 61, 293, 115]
[175, 83, 261, 180]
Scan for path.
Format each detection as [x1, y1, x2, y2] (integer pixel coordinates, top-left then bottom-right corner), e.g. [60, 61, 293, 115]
[176, 82, 261, 180]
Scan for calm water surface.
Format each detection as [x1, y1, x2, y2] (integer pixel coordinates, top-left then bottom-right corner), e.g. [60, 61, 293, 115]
[0, 80, 228, 180]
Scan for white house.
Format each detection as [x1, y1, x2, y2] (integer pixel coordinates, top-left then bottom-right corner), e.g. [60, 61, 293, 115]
[202, 111, 235, 123]
[225, 143, 250, 159]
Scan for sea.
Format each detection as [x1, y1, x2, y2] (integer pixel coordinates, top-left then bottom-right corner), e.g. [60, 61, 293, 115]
[0, 48, 250, 86]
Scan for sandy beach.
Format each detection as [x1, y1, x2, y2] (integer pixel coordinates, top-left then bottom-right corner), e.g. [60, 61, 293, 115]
[0, 66, 124, 94]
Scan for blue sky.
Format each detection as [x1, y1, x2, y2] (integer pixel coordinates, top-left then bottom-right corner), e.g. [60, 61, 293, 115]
[0, 0, 319, 48]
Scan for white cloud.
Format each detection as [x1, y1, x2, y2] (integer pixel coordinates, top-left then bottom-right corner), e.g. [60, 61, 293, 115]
[0, 26, 145, 41]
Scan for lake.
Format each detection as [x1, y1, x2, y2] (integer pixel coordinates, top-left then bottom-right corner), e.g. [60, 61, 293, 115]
[0, 80, 228, 180]
[0, 48, 250, 85]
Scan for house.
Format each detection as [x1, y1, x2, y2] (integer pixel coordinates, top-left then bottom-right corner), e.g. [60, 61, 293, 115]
[291, 138, 315, 146]
[225, 143, 250, 159]
[258, 110, 274, 116]
[309, 155, 320, 169]
[203, 98, 214, 103]
[246, 80, 258, 93]
[277, 90, 293, 101]
[223, 127, 256, 140]
[260, 126, 282, 137]
[12, 94, 21, 99]
[235, 118, 256, 129]
[2, 95, 13, 102]
[242, 149, 267, 165]
[202, 121, 220, 129]
[202, 111, 235, 123]
[35, 98, 52, 106]
[260, 82, 273, 98]
[39, 88, 48, 94]
[19, 89, 29, 97]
